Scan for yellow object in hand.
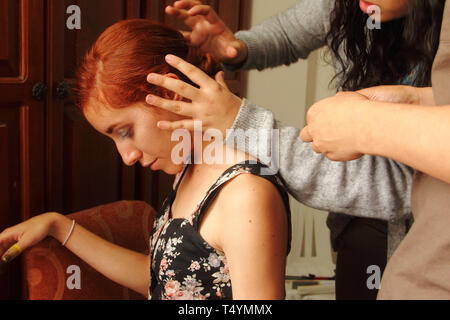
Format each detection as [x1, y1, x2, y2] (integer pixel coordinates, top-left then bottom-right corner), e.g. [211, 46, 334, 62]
[1, 244, 22, 263]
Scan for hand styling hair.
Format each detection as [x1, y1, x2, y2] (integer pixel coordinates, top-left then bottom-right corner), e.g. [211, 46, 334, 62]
[327, 0, 445, 90]
[75, 19, 221, 111]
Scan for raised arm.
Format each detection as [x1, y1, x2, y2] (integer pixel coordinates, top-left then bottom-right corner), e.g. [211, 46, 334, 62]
[229, 0, 333, 71]
[167, 0, 334, 70]
[146, 55, 414, 222]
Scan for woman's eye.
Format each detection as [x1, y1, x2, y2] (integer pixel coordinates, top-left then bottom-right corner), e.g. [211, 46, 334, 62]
[117, 128, 132, 139]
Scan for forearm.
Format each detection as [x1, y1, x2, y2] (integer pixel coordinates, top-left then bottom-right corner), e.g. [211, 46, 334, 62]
[361, 102, 450, 184]
[50, 213, 150, 297]
[226, 100, 413, 220]
[224, 0, 332, 71]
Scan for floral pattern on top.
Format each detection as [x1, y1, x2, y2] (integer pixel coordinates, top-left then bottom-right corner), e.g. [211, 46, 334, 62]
[148, 161, 291, 300]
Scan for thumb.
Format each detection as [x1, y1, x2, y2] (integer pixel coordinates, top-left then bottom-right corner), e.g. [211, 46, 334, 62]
[299, 126, 313, 143]
[226, 45, 238, 59]
[215, 71, 227, 87]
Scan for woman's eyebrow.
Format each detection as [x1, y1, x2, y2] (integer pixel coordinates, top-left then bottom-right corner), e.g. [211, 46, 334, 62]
[106, 124, 119, 134]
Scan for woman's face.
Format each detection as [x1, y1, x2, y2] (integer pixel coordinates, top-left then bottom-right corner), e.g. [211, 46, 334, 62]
[84, 100, 186, 175]
[359, 0, 410, 22]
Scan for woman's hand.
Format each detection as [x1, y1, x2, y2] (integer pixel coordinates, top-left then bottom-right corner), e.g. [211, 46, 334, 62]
[146, 54, 243, 135]
[357, 85, 435, 105]
[166, 0, 247, 64]
[300, 91, 372, 161]
[0, 212, 60, 263]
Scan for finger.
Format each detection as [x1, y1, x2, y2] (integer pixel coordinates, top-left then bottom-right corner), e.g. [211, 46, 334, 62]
[311, 142, 322, 154]
[173, 0, 202, 10]
[226, 45, 238, 59]
[157, 120, 195, 132]
[299, 127, 313, 143]
[165, 54, 216, 88]
[1, 243, 22, 264]
[147, 72, 199, 101]
[214, 71, 227, 87]
[165, 6, 190, 19]
[188, 5, 221, 24]
[146, 94, 193, 117]
[0, 229, 17, 253]
[180, 30, 192, 42]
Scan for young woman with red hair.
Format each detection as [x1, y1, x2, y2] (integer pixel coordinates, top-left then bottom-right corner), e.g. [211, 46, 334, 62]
[0, 20, 291, 300]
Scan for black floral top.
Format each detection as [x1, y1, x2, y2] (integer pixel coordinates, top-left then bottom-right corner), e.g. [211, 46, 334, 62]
[148, 161, 291, 300]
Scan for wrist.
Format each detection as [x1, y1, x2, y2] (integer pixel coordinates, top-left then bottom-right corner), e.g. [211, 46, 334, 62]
[48, 213, 71, 243]
[354, 100, 378, 155]
[228, 40, 248, 65]
[417, 87, 435, 106]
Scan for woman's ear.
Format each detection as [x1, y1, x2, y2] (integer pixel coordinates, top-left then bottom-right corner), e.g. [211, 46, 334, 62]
[162, 73, 183, 101]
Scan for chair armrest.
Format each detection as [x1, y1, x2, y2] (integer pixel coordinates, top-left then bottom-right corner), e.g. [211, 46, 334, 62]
[22, 200, 156, 300]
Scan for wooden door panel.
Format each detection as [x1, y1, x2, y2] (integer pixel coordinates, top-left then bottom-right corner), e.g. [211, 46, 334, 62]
[0, 0, 20, 77]
[0, 0, 45, 299]
[48, 0, 145, 214]
[0, 108, 21, 300]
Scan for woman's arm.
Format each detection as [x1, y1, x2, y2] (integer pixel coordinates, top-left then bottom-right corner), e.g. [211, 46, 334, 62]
[146, 55, 414, 222]
[50, 213, 151, 297]
[214, 174, 288, 299]
[0, 212, 150, 297]
[166, 0, 333, 70]
[361, 102, 450, 184]
[301, 87, 450, 184]
[229, 0, 334, 71]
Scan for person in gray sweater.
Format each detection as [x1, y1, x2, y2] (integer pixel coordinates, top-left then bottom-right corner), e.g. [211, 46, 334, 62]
[146, 0, 440, 299]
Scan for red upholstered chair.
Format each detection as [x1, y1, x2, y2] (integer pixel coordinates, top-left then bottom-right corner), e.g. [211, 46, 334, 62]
[21, 201, 156, 300]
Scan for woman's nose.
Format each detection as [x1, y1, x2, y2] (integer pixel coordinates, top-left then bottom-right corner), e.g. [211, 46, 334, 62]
[117, 144, 141, 166]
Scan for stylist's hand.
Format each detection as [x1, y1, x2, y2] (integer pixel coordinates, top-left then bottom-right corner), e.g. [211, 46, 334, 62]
[358, 85, 435, 105]
[0, 212, 59, 264]
[300, 91, 371, 161]
[146, 54, 243, 135]
[166, 0, 247, 64]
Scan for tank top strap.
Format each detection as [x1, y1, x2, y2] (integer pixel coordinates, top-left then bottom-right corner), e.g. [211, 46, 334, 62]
[190, 161, 291, 239]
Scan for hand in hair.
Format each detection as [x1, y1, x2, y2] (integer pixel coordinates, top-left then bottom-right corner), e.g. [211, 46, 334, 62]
[146, 54, 242, 135]
[166, 0, 247, 64]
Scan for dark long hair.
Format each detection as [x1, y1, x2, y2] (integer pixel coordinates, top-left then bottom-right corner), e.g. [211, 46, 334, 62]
[326, 0, 445, 91]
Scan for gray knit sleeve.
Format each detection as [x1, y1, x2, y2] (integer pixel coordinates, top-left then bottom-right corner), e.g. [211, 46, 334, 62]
[225, 99, 414, 221]
[223, 0, 334, 71]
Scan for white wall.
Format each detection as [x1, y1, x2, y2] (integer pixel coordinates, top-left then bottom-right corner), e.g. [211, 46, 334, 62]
[244, 0, 337, 277]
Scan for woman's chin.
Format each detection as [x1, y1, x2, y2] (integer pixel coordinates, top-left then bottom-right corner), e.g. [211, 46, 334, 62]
[160, 163, 185, 176]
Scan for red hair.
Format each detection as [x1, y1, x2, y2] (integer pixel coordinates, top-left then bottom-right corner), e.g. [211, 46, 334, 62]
[75, 19, 219, 111]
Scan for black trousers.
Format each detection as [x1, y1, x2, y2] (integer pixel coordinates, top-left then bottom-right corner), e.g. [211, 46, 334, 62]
[334, 217, 388, 300]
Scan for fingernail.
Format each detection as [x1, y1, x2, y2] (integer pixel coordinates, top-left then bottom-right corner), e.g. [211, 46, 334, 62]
[157, 122, 169, 130]
[166, 55, 176, 63]
[146, 95, 155, 104]
[148, 73, 159, 83]
[1, 244, 22, 263]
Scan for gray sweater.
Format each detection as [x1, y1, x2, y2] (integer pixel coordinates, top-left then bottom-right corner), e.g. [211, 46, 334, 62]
[223, 0, 414, 258]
